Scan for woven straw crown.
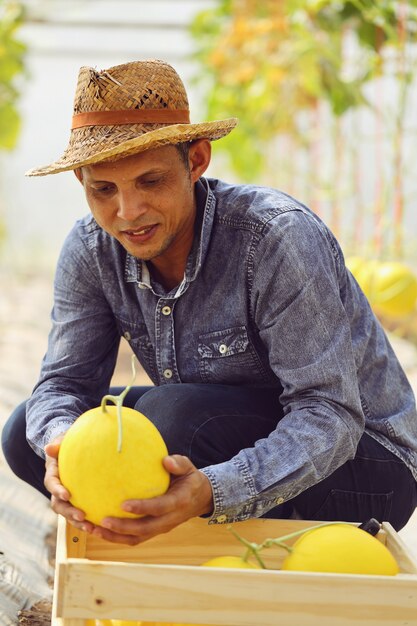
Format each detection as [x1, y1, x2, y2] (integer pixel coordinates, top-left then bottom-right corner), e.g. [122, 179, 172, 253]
[26, 59, 238, 176]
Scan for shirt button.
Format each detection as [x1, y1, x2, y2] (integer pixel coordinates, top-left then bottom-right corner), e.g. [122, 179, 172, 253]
[162, 306, 172, 316]
[163, 368, 173, 379]
[276, 497, 284, 505]
[124, 331, 131, 341]
[219, 344, 228, 355]
[216, 514, 227, 523]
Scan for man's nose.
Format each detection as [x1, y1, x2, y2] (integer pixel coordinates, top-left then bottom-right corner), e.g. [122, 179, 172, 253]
[117, 189, 146, 221]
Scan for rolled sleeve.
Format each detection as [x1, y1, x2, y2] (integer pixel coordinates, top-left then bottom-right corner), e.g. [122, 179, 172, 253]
[201, 459, 256, 523]
[202, 209, 366, 521]
[26, 221, 120, 456]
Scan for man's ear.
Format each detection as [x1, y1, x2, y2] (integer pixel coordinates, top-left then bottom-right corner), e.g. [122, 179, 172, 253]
[74, 168, 83, 183]
[188, 139, 211, 183]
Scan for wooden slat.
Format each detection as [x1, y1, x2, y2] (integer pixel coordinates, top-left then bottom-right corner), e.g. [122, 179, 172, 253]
[65, 525, 87, 560]
[56, 558, 417, 626]
[53, 516, 417, 626]
[51, 517, 67, 626]
[83, 517, 346, 566]
[383, 522, 417, 574]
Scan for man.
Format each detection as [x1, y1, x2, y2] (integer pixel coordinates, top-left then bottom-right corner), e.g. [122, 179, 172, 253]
[2, 60, 417, 545]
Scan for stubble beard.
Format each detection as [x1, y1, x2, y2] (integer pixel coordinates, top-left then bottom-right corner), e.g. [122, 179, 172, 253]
[128, 233, 176, 262]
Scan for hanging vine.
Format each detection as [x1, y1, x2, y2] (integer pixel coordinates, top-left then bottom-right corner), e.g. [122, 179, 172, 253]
[191, 1, 415, 179]
[0, 0, 26, 150]
[190, 0, 417, 336]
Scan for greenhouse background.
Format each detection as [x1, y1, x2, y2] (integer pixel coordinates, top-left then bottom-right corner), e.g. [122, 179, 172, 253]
[1, 0, 417, 335]
[1, 3, 417, 623]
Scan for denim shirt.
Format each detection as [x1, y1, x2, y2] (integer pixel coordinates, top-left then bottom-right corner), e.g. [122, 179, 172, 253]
[26, 177, 417, 523]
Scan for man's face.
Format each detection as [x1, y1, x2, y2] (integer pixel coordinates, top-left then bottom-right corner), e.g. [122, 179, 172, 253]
[77, 142, 210, 269]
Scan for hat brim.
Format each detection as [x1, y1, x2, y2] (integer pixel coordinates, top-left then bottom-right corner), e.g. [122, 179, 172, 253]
[26, 118, 238, 177]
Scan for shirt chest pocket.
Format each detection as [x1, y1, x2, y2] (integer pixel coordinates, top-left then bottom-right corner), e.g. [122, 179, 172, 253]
[198, 326, 268, 384]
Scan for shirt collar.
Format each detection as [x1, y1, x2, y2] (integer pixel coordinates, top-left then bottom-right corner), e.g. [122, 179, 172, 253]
[124, 177, 216, 293]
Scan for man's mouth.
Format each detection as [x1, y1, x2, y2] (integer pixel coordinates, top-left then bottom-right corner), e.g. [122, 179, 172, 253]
[121, 224, 157, 243]
[125, 226, 153, 236]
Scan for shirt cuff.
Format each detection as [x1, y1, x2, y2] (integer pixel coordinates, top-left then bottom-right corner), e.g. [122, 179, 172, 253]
[200, 459, 257, 524]
[32, 419, 73, 459]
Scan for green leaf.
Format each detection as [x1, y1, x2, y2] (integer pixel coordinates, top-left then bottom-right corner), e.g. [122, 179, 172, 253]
[0, 101, 20, 149]
[189, 0, 417, 180]
[0, 0, 26, 150]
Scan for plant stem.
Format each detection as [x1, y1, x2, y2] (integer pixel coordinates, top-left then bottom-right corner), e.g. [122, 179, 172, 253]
[229, 521, 350, 568]
[227, 526, 267, 568]
[100, 355, 137, 452]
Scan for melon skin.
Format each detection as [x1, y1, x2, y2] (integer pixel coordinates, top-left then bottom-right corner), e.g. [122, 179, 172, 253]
[346, 256, 417, 318]
[58, 405, 170, 526]
[369, 261, 417, 318]
[282, 523, 399, 575]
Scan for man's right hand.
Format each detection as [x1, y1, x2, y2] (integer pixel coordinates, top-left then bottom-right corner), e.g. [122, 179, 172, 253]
[44, 435, 95, 533]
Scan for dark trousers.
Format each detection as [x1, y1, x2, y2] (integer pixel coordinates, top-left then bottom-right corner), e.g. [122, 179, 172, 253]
[2, 384, 416, 530]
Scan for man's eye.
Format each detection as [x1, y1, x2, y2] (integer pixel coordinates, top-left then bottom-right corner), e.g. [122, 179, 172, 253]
[141, 174, 165, 186]
[92, 185, 114, 194]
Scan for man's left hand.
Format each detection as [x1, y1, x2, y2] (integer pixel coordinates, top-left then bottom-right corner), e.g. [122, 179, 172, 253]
[93, 454, 214, 545]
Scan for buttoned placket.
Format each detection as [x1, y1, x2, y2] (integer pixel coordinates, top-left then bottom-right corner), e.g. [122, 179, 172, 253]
[132, 257, 193, 385]
[155, 297, 181, 383]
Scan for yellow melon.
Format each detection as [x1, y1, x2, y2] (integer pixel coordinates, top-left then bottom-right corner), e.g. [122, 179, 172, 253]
[58, 404, 170, 526]
[368, 261, 417, 318]
[282, 523, 399, 575]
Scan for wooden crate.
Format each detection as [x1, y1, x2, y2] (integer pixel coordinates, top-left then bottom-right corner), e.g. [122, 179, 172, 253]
[53, 515, 417, 626]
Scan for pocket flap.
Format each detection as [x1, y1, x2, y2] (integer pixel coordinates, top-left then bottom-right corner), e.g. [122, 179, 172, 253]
[198, 326, 249, 358]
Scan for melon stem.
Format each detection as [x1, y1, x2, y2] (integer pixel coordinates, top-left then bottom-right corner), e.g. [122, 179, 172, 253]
[101, 355, 137, 453]
[229, 521, 351, 567]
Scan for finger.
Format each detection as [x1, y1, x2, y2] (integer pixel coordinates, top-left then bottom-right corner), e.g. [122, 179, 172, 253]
[44, 458, 71, 501]
[163, 454, 195, 476]
[44, 442, 60, 459]
[92, 525, 143, 546]
[119, 456, 195, 517]
[50, 495, 94, 532]
[120, 491, 179, 518]
[104, 498, 176, 535]
[44, 434, 65, 459]
[44, 435, 71, 500]
[95, 511, 179, 545]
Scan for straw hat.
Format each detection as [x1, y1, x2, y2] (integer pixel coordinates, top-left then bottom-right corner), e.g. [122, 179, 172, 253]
[26, 59, 238, 176]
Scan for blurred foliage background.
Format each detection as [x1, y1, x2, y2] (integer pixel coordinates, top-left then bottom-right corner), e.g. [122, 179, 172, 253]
[191, 0, 417, 259]
[0, 0, 26, 246]
[0, 0, 416, 339]
[190, 0, 417, 339]
[0, 0, 25, 151]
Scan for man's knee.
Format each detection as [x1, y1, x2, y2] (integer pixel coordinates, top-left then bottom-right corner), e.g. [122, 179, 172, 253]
[134, 384, 215, 456]
[134, 384, 200, 431]
[1, 401, 28, 471]
[2, 400, 50, 498]
[135, 383, 205, 416]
